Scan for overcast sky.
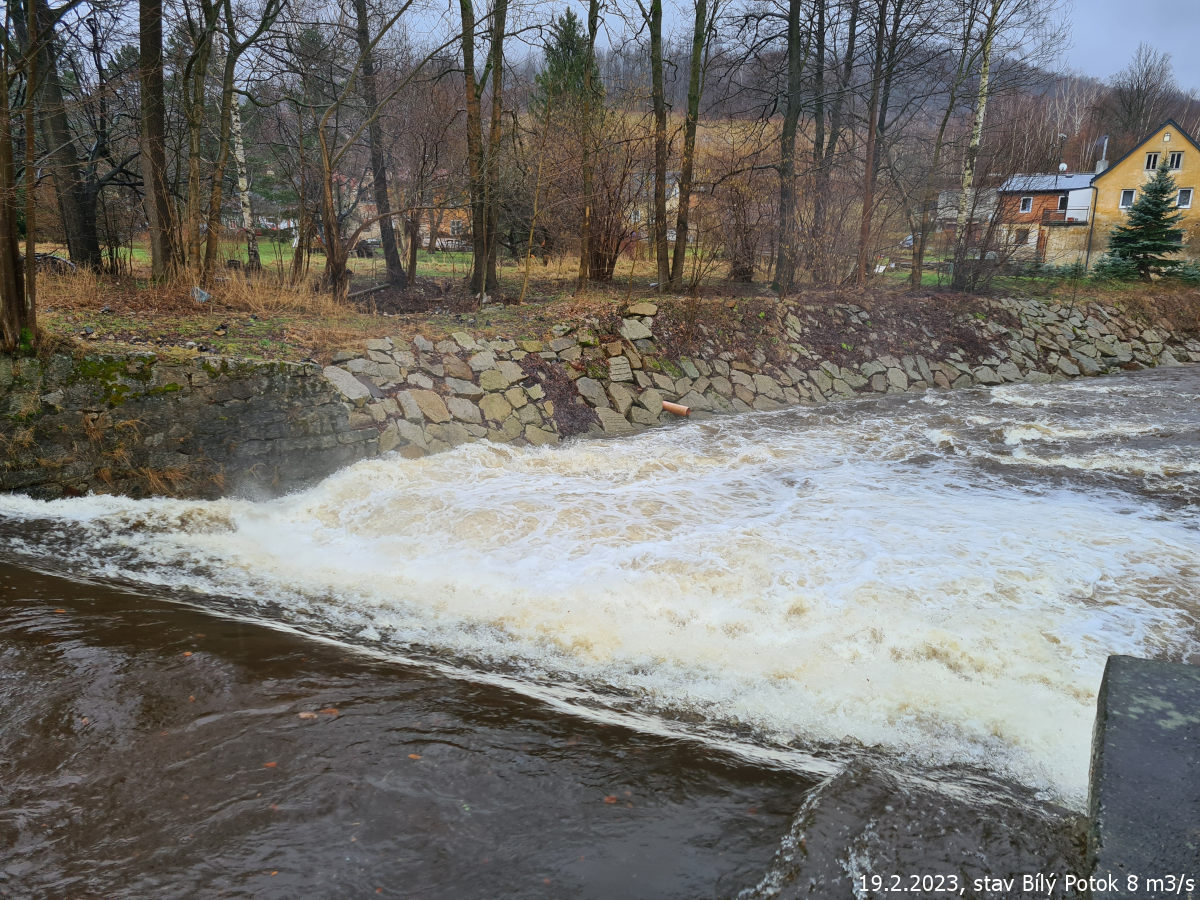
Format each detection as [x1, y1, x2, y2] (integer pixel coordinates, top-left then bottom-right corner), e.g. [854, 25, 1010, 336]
[1058, 0, 1200, 92]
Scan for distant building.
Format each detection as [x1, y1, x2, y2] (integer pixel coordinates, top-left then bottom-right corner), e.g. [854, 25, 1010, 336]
[996, 173, 1094, 264]
[992, 119, 1200, 267]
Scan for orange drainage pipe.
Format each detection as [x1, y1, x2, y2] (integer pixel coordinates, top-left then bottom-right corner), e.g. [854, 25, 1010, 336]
[662, 400, 690, 417]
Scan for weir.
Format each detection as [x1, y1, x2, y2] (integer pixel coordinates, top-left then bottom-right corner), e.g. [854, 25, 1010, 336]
[1089, 655, 1200, 896]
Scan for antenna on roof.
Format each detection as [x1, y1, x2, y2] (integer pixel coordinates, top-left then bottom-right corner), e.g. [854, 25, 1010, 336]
[1059, 162, 1068, 173]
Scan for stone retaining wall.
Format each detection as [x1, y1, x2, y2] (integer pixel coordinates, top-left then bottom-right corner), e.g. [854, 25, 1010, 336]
[1, 353, 376, 498]
[3, 295, 1198, 498]
[317, 296, 1200, 457]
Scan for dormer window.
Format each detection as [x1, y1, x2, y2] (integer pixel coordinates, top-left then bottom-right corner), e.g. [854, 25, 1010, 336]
[1146, 152, 1160, 170]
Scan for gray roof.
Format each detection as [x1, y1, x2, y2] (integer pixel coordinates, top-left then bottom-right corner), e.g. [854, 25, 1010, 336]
[1000, 173, 1095, 193]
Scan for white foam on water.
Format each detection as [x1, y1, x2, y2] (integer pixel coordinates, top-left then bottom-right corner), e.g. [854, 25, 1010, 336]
[1001, 422, 1167, 446]
[5, 393, 1200, 810]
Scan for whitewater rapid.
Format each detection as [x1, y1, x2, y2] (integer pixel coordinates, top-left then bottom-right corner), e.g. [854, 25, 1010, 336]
[3, 367, 1198, 808]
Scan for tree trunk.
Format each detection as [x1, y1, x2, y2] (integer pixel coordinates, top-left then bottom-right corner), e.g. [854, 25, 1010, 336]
[669, 0, 709, 290]
[951, 0, 1000, 291]
[318, 131, 351, 299]
[18, 0, 101, 268]
[911, 98, 959, 288]
[182, 0, 219, 273]
[911, 2, 976, 287]
[352, 0, 406, 287]
[407, 214, 419, 280]
[229, 97, 259, 269]
[773, 0, 804, 294]
[810, 0, 858, 284]
[460, 0, 487, 295]
[854, 0, 889, 286]
[649, 0, 669, 290]
[807, 0, 825, 276]
[427, 208, 443, 252]
[139, 0, 177, 280]
[575, 0, 599, 294]
[23, 0, 38, 333]
[482, 0, 508, 295]
[201, 36, 239, 282]
[1, 12, 29, 351]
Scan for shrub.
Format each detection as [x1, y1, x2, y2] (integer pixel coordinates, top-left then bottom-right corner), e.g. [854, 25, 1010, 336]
[1091, 253, 1141, 282]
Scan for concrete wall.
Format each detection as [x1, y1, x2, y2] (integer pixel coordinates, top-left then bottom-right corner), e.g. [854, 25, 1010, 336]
[1, 353, 377, 499]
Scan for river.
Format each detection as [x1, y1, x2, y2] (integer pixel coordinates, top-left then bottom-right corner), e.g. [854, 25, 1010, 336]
[2, 366, 1198, 898]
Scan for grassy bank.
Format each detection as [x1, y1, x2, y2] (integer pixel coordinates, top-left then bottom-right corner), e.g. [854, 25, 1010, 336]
[27, 254, 1200, 365]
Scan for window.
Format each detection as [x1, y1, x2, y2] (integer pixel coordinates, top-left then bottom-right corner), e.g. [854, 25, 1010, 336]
[1146, 152, 1160, 170]
[1019, 196, 1033, 213]
[1165, 132, 1172, 142]
[1178, 188, 1193, 209]
[1057, 194, 1068, 211]
[1170, 152, 1184, 170]
[1120, 189, 1136, 209]
[1015, 228, 1030, 246]
[450, 219, 463, 236]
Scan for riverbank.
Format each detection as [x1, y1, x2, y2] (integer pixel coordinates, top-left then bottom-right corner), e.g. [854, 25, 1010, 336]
[4, 290, 1199, 498]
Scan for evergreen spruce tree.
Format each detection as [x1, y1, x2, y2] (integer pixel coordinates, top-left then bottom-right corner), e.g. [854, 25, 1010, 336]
[1105, 160, 1187, 279]
[533, 10, 602, 116]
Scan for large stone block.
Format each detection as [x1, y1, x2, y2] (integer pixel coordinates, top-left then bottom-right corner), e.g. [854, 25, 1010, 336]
[1089, 656, 1200, 898]
[408, 389, 451, 423]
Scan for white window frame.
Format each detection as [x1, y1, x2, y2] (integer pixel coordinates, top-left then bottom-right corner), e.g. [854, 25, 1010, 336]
[1057, 194, 1068, 211]
[1169, 151, 1184, 170]
[1120, 189, 1136, 209]
[1019, 196, 1033, 213]
[1146, 152, 1160, 170]
[1178, 188, 1193, 209]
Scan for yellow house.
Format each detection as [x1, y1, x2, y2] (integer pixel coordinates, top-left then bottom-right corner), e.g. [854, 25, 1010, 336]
[1090, 119, 1200, 259]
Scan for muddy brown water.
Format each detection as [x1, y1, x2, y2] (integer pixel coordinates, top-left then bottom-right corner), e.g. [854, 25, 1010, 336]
[4, 366, 1200, 898]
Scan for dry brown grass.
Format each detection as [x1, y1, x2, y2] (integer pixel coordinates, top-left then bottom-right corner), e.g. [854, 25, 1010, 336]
[213, 272, 345, 317]
[36, 268, 342, 317]
[1043, 278, 1200, 333]
[36, 267, 109, 309]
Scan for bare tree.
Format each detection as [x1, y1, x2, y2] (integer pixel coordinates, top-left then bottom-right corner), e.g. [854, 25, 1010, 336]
[460, 0, 509, 297]
[351, 0, 406, 287]
[1107, 44, 1177, 147]
[1, 4, 29, 351]
[949, 0, 1055, 291]
[139, 0, 177, 279]
[668, 0, 720, 291]
[773, 0, 808, 294]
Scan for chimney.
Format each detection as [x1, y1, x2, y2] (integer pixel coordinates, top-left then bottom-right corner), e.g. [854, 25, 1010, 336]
[1095, 135, 1110, 174]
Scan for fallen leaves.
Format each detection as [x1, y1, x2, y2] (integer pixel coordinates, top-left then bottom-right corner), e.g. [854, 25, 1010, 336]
[407, 753, 421, 760]
[263, 761, 277, 769]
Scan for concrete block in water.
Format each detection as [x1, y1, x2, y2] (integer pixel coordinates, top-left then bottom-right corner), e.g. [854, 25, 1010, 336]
[1089, 655, 1200, 896]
